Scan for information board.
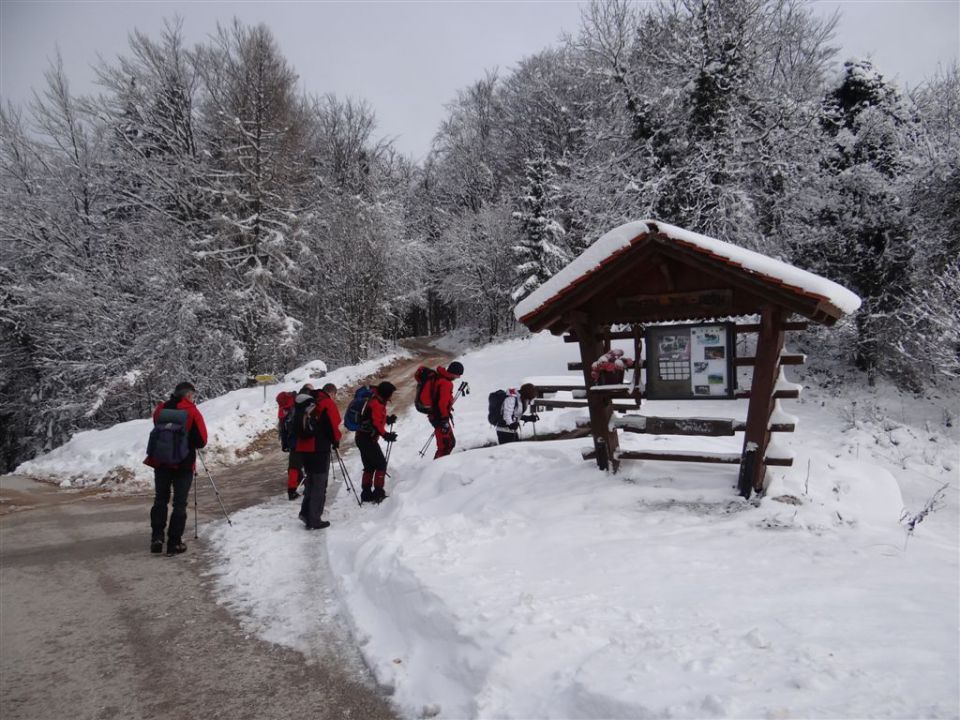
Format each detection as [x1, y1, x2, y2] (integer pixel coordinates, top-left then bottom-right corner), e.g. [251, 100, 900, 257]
[644, 323, 736, 400]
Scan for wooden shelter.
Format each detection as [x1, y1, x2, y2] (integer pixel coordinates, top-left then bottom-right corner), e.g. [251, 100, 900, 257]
[514, 220, 861, 498]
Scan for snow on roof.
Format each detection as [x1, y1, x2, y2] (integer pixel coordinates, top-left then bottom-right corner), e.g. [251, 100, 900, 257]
[514, 220, 862, 322]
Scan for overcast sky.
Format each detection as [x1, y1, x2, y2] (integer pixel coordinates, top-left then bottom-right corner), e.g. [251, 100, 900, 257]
[2, 1, 958, 159]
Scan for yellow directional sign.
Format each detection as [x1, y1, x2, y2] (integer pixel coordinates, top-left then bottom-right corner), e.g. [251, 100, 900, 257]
[255, 374, 278, 384]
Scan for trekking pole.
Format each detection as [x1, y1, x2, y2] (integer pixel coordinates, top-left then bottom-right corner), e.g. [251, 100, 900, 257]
[384, 422, 395, 469]
[296, 467, 305, 495]
[418, 431, 434, 458]
[334, 448, 362, 506]
[194, 475, 199, 539]
[197, 451, 233, 526]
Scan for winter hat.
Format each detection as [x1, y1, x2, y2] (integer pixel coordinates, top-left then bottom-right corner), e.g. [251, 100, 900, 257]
[447, 361, 464, 377]
[519, 383, 538, 401]
[376, 381, 396, 399]
[173, 381, 196, 399]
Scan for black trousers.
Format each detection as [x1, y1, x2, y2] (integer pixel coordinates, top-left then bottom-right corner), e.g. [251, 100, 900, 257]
[299, 451, 330, 528]
[496, 428, 519, 445]
[356, 432, 386, 472]
[151, 467, 194, 542]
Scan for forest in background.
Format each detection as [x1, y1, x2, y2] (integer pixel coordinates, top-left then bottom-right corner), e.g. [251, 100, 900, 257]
[2, 0, 958, 470]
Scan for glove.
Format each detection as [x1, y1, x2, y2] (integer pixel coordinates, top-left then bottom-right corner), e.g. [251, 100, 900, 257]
[509, 422, 520, 431]
[383, 432, 398, 443]
[386, 414, 397, 425]
[438, 420, 450, 432]
[331, 440, 340, 450]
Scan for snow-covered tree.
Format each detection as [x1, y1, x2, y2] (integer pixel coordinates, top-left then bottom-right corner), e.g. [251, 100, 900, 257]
[797, 59, 917, 379]
[511, 150, 569, 302]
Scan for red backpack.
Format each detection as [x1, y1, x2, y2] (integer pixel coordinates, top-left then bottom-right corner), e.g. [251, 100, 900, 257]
[414, 367, 439, 415]
[276, 391, 296, 450]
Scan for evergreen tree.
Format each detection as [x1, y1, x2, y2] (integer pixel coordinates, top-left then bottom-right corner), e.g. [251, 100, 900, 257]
[804, 59, 916, 380]
[511, 150, 569, 302]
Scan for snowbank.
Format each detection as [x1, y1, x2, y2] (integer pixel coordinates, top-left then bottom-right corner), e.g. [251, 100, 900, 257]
[15, 352, 406, 490]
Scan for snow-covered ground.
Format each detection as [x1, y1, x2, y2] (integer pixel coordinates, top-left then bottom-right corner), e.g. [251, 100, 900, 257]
[14, 353, 406, 490]
[209, 332, 958, 719]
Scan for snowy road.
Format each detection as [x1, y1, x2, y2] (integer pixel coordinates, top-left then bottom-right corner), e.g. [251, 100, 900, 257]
[0, 470, 397, 720]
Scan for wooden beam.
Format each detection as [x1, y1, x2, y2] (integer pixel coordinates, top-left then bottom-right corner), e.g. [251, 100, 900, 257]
[564, 330, 637, 343]
[573, 320, 621, 471]
[615, 289, 733, 313]
[617, 416, 737, 437]
[582, 449, 743, 464]
[580, 449, 794, 467]
[738, 306, 786, 497]
[535, 398, 639, 410]
[736, 321, 808, 334]
[734, 353, 806, 367]
[736, 388, 799, 400]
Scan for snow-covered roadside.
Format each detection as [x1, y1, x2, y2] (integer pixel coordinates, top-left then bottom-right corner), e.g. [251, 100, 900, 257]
[207, 332, 957, 718]
[14, 352, 407, 490]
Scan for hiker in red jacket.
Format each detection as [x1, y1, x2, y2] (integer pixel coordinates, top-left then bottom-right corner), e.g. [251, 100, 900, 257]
[355, 381, 397, 503]
[278, 384, 312, 501]
[293, 384, 342, 530]
[430, 361, 463, 459]
[144, 381, 208, 556]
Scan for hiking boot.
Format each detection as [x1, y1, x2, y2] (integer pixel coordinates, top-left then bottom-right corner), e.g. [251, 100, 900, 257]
[371, 488, 387, 504]
[360, 487, 374, 503]
[166, 541, 187, 556]
[287, 489, 300, 501]
[150, 539, 163, 554]
[306, 520, 331, 530]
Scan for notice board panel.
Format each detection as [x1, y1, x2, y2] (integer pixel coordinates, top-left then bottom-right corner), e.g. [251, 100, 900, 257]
[644, 322, 736, 400]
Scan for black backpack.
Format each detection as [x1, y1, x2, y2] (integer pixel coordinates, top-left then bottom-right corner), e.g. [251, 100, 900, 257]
[146, 406, 191, 465]
[291, 395, 318, 440]
[414, 367, 439, 415]
[487, 390, 507, 427]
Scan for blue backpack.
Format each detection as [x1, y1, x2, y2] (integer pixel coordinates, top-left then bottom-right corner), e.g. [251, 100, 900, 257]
[146, 407, 191, 465]
[344, 386, 373, 431]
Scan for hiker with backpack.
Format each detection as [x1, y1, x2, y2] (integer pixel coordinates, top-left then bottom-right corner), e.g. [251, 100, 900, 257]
[278, 384, 313, 500]
[144, 381, 208, 556]
[292, 384, 342, 530]
[415, 361, 464, 459]
[489, 383, 540, 444]
[350, 381, 397, 503]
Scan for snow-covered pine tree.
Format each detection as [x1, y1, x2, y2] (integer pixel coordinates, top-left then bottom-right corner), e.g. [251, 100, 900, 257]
[511, 149, 569, 303]
[803, 59, 917, 380]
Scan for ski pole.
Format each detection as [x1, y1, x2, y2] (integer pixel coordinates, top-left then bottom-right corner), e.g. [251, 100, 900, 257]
[334, 448, 362, 506]
[197, 451, 233, 526]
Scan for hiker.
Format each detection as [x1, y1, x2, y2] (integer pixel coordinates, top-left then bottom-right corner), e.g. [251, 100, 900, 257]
[354, 381, 397, 503]
[278, 384, 312, 500]
[293, 383, 342, 530]
[428, 361, 463, 459]
[144, 381, 208, 556]
[491, 383, 540, 444]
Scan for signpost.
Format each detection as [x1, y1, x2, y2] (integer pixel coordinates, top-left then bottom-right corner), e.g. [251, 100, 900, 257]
[253, 374, 278, 402]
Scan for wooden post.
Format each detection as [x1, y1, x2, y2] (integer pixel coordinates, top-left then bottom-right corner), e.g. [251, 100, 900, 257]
[738, 306, 785, 497]
[573, 320, 620, 472]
